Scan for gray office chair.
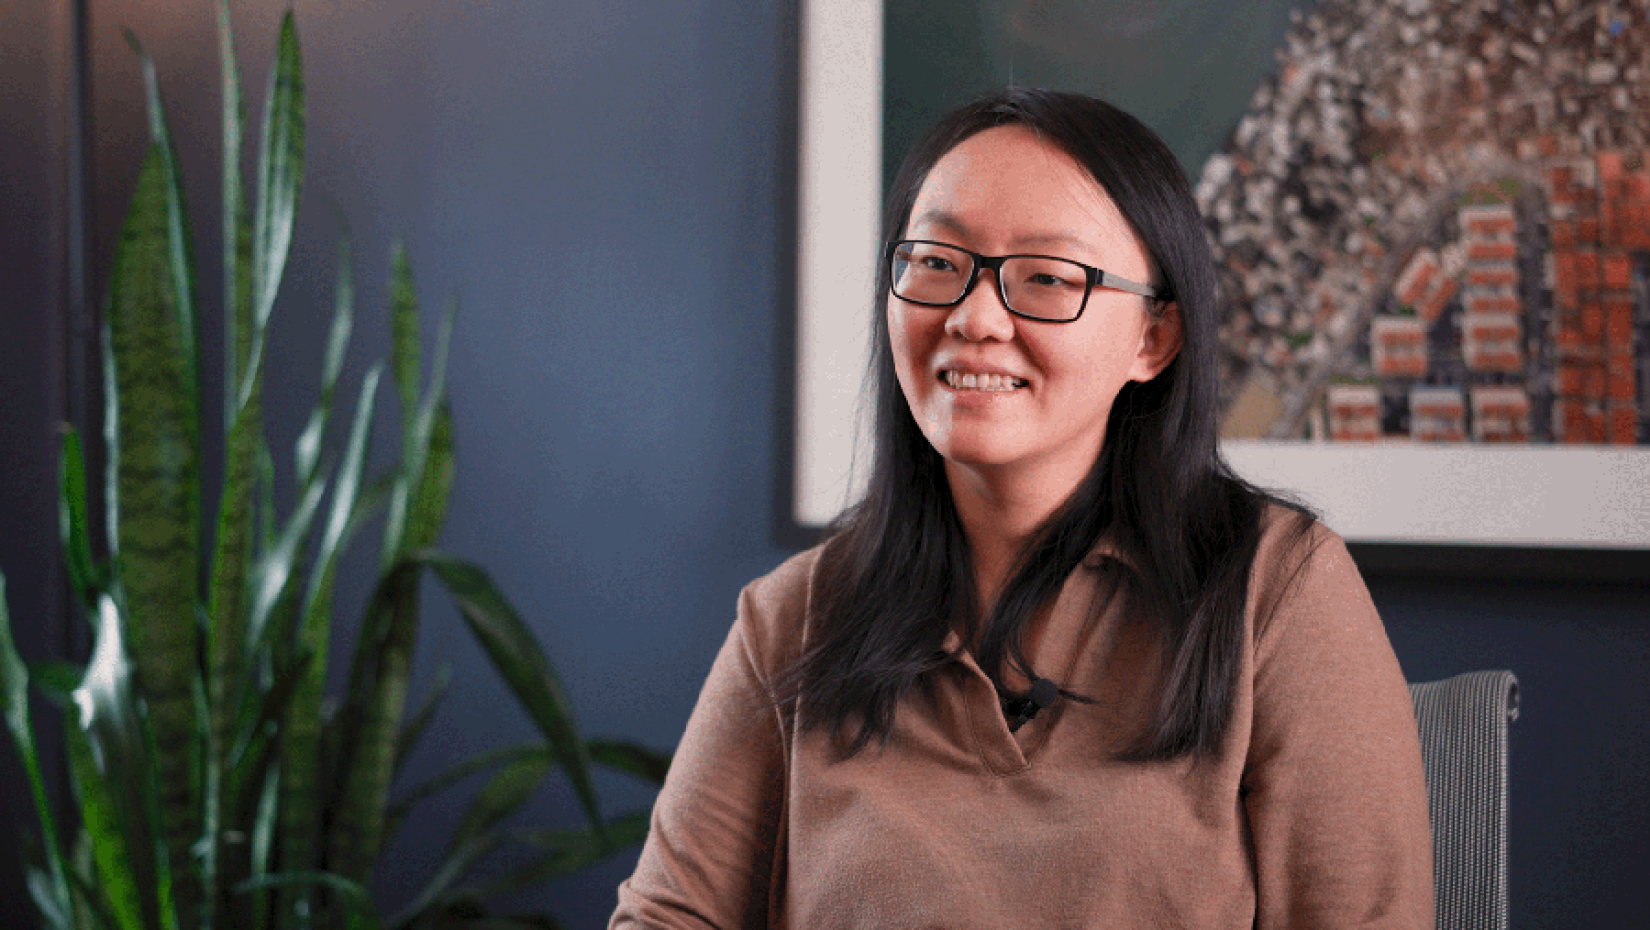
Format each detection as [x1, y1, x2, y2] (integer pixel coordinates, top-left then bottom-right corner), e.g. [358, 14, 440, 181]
[1408, 670, 1520, 930]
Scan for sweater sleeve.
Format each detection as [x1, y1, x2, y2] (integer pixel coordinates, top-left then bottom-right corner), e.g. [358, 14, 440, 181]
[609, 581, 789, 929]
[1244, 526, 1435, 929]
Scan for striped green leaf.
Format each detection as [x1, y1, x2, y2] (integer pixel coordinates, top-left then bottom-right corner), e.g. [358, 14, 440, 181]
[393, 663, 451, 779]
[278, 365, 381, 917]
[327, 559, 424, 883]
[231, 871, 380, 930]
[295, 237, 355, 485]
[245, 475, 326, 658]
[445, 751, 555, 857]
[69, 596, 173, 930]
[404, 398, 454, 554]
[26, 659, 84, 708]
[103, 140, 202, 930]
[587, 738, 672, 787]
[420, 555, 602, 831]
[466, 811, 652, 906]
[385, 743, 545, 842]
[203, 396, 258, 930]
[57, 428, 104, 608]
[389, 243, 420, 426]
[380, 251, 445, 566]
[383, 832, 501, 930]
[218, 0, 252, 401]
[248, 10, 303, 347]
[203, 14, 260, 921]
[125, 29, 199, 409]
[0, 574, 74, 922]
[24, 864, 74, 930]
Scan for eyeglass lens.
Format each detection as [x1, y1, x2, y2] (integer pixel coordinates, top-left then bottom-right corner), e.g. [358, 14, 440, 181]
[889, 241, 1089, 321]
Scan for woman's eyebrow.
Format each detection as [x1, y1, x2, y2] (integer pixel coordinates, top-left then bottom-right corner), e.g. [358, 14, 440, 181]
[907, 209, 970, 236]
[907, 210, 1097, 255]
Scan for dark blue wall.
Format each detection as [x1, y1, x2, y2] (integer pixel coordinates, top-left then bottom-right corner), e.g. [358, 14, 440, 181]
[3, 2, 1646, 929]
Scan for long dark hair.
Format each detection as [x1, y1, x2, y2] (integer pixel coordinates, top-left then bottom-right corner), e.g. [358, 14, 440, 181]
[781, 87, 1309, 761]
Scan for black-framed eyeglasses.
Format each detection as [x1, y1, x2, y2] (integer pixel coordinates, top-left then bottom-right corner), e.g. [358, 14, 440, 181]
[886, 239, 1165, 323]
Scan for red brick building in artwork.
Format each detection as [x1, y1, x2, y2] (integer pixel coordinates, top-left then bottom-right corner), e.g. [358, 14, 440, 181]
[1410, 387, 1467, 442]
[1550, 151, 1650, 445]
[1327, 384, 1381, 441]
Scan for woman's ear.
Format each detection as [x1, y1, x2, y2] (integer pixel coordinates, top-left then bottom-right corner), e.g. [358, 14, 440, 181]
[1128, 301, 1182, 383]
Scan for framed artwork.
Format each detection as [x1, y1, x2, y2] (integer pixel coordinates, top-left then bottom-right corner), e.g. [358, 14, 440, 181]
[791, 0, 1650, 569]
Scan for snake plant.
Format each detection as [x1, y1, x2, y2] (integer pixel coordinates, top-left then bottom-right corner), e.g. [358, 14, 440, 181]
[0, 6, 663, 929]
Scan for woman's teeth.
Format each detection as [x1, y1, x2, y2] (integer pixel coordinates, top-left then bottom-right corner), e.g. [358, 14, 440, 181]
[944, 371, 1025, 391]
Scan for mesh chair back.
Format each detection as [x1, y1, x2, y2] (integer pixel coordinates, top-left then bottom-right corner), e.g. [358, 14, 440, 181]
[1409, 670, 1520, 930]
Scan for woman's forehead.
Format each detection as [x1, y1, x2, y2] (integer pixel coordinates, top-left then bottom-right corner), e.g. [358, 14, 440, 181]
[909, 125, 1139, 259]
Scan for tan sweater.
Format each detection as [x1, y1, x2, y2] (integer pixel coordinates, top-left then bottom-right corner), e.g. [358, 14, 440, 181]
[611, 517, 1434, 928]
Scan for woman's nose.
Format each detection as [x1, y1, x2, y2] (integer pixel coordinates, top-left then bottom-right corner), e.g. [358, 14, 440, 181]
[944, 271, 1016, 342]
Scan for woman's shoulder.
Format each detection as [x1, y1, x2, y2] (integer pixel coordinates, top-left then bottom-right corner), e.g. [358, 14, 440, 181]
[741, 543, 827, 616]
[1253, 498, 1332, 569]
[733, 542, 829, 674]
[1247, 500, 1372, 644]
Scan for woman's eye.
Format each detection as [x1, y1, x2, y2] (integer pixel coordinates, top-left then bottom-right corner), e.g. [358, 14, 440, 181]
[920, 255, 957, 272]
[1026, 271, 1076, 289]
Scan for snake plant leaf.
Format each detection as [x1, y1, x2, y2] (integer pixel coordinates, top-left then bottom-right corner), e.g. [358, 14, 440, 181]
[248, 10, 303, 349]
[445, 750, 555, 858]
[245, 476, 325, 659]
[383, 832, 503, 930]
[1, 574, 35, 745]
[404, 398, 455, 554]
[302, 359, 381, 622]
[463, 811, 652, 906]
[227, 651, 310, 784]
[25, 864, 73, 930]
[389, 242, 420, 426]
[384, 743, 546, 843]
[586, 738, 672, 787]
[104, 140, 202, 930]
[295, 236, 356, 485]
[27, 659, 85, 708]
[69, 595, 171, 930]
[279, 365, 381, 916]
[245, 766, 277, 930]
[123, 29, 199, 406]
[205, 0, 271, 852]
[218, 0, 252, 400]
[1, 575, 74, 920]
[58, 854, 120, 930]
[206, 381, 261, 823]
[203, 401, 261, 930]
[419, 555, 602, 831]
[382, 274, 454, 566]
[349, 469, 397, 548]
[62, 855, 122, 930]
[231, 871, 380, 929]
[206, 19, 260, 880]
[58, 428, 105, 609]
[327, 558, 424, 884]
[393, 662, 452, 779]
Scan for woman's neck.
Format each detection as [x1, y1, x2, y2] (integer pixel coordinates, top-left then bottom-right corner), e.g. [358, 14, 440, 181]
[945, 460, 1079, 610]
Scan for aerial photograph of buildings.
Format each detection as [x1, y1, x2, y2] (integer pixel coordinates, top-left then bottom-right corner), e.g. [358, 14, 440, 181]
[1201, 0, 1649, 445]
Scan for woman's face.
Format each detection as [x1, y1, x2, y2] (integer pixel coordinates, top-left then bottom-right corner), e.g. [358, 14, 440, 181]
[888, 125, 1180, 498]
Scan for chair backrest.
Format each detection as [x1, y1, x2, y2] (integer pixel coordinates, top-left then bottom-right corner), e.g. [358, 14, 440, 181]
[1408, 670, 1520, 930]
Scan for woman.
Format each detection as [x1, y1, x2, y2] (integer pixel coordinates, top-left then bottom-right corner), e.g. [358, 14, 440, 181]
[612, 88, 1432, 928]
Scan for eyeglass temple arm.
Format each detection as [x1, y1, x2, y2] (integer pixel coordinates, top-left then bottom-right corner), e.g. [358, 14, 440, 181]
[1097, 269, 1163, 301]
